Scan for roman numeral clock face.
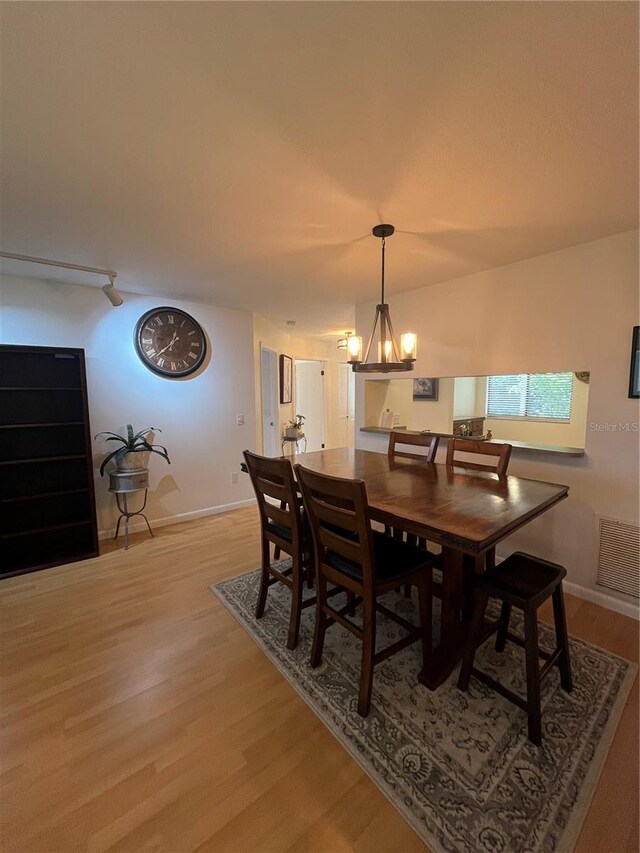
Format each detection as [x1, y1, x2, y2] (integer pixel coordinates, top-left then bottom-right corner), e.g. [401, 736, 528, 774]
[134, 308, 207, 378]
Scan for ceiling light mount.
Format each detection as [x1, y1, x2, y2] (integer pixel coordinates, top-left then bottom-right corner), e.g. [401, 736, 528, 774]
[347, 224, 417, 373]
[337, 331, 354, 350]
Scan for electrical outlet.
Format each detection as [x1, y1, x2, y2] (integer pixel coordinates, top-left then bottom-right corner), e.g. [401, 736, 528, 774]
[236, 414, 245, 426]
[230, 472, 239, 485]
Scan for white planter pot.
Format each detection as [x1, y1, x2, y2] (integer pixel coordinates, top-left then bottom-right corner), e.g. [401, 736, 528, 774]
[116, 451, 150, 472]
[285, 427, 304, 439]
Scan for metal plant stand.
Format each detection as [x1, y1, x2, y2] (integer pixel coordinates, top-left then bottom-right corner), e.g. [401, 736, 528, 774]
[281, 434, 307, 455]
[108, 469, 154, 550]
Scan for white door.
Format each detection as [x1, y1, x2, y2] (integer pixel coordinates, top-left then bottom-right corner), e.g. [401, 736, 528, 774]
[337, 363, 355, 448]
[294, 360, 325, 453]
[261, 346, 279, 456]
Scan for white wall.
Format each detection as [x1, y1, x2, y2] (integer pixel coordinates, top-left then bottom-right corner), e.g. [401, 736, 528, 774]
[453, 376, 477, 418]
[1, 274, 257, 535]
[356, 230, 639, 611]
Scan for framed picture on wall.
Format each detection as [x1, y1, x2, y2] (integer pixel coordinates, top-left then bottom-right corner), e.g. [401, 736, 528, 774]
[413, 377, 439, 401]
[629, 326, 640, 399]
[280, 354, 293, 404]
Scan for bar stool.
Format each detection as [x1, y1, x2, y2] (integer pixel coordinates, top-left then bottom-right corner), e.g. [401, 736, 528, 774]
[457, 551, 573, 745]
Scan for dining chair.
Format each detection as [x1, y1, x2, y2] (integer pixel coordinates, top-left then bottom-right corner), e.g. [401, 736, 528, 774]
[445, 438, 512, 477]
[387, 430, 439, 548]
[243, 450, 315, 650]
[295, 463, 434, 717]
[388, 430, 440, 463]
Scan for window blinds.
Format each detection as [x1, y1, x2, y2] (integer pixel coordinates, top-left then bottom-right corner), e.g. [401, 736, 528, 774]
[486, 373, 573, 420]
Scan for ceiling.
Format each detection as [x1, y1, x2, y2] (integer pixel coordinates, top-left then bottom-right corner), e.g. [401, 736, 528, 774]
[1, 2, 638, 337]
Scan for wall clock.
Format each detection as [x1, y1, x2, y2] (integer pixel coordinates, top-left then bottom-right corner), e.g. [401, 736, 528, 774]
[134, 307, 207, 378]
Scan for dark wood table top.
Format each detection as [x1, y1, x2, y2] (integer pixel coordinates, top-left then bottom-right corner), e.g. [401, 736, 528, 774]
[293, 448, 569, 554]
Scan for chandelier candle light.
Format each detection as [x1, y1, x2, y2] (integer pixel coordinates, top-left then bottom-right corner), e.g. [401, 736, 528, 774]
[347, 224, 417, 372]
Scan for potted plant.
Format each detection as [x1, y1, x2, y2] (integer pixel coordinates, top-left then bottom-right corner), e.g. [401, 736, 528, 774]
[285, 414, 306, 439]
[95, 424, 171, 476]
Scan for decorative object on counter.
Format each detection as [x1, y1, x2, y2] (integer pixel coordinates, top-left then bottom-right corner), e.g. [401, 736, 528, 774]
[285, 414, 305, 439]
[135, 307, 207, 378]
[453, 416, 485, 437]
[379, 408, 394, 429]
[574, 371, 590, 384]
[629, 326, 639, 398]
[486, 429, 493, 440]
[279, 354, 293, 403]
[346, 224, 417, 373]
[96, 424, 171, 475]
[412, 377, 439, 400]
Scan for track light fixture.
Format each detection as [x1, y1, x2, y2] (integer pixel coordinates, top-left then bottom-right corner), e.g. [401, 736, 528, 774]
[102, 274, 124, 307]
[0, 250, 124, 307]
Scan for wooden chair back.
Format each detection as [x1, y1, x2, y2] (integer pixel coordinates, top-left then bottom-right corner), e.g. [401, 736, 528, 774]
[295, 464, 375, 590]
[243, 450, 304, 552]
[445, 439, 512, 475]
[388, 431, 439, 462]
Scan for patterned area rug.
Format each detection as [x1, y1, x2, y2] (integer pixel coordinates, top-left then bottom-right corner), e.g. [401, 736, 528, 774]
[211, 563, 635, 853]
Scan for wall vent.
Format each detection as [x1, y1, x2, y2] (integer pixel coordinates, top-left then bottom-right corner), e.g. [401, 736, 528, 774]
[596, 516, 640, 599]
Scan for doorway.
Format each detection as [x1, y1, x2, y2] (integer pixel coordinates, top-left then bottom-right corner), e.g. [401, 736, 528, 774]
[260, 346, 279, 456]
[337, 362, 355, 448]
[294, 360, 325, 452]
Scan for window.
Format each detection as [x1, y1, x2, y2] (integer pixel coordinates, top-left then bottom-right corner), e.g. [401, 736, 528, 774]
[486, 373, 573, 421]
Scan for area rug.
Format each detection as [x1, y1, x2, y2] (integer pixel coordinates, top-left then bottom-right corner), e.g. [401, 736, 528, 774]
[211, 563, 636, 853]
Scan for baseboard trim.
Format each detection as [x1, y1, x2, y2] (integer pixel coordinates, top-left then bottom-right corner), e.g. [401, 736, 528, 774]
[562, 580, 639, 621]
[99, 498, 256, 540]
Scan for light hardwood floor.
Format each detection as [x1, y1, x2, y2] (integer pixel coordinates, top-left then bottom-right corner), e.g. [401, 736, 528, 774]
[1, 507, 638, 853]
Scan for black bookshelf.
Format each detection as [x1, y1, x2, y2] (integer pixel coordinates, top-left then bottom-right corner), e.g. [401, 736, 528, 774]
[0, 345, 99, 577]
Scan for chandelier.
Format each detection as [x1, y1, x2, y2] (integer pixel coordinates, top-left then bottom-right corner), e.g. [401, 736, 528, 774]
[347, 224, 417, 373]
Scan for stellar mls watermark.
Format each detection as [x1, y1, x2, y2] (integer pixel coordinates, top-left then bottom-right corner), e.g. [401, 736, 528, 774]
[589, 422, 639, 432]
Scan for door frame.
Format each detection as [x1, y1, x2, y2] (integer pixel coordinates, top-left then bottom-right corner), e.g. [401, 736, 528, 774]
[260, 345, 279, 456]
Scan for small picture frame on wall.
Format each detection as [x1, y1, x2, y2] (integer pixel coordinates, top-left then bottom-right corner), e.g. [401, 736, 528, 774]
[629, 326, 640, 399]
[413, 377, 439, 401]
[280, 354, 293, 404]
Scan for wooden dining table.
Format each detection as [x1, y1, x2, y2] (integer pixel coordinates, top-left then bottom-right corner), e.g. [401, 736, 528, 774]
[291, 447, 569, 689]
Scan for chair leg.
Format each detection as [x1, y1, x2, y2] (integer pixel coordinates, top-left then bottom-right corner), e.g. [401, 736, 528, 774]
[346, 590, 357, 616]
[552, 583, 573, 692]
[358, 598, 376, 716]
[310, 573, 329, 668]
[457, 588, 489, 691]
[495, 602, 512, 652]
[524, 608, 542, 745]
[256, 539, 271, 619]
[287, 560, 303, 650]
[417, 577, 432, 667]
